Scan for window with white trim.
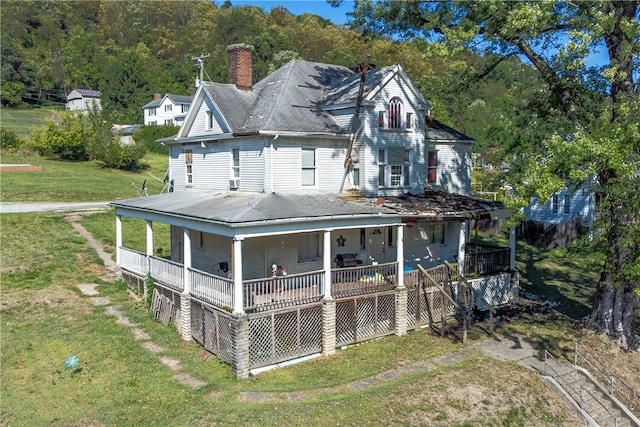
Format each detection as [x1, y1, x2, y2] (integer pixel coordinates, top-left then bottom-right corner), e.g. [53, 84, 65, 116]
[563, 195, 571, 214]
[165, 104, 172, 112]
[298, 233, 321, 262]
[206, 111, 214, 130]
[185, 149, 193, 185]
[232, 148, 240, 179]
[302, 148, 316, 186]
[182, 104, 189, 113]
[165, 119, 173, 125]
[378, 148, 410, 187]
[148, 107, 156, 116]
[148, 121, 157, 126]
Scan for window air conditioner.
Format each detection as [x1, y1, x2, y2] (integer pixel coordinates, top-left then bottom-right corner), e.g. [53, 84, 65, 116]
[230, 178, 240, 189]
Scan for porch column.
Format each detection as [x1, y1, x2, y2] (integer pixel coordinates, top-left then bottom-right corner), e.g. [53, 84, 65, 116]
[396, 224, 404, 288]
[180, 227, 192, 341]
[232, 237, 244, 314]
[146, 220, 154, 259]
[322, 229, 336, 356]
[115, 214, 122, 266]
[509, 227, 516, 271]
[458, 221, 467, 276]
[323, 229, 333, 299]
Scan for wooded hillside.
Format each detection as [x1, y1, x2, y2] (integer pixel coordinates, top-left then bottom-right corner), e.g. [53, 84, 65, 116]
[0, 0, 543, 155]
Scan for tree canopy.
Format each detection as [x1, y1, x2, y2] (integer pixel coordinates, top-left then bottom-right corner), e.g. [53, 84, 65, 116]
[332, 0, 639, 349]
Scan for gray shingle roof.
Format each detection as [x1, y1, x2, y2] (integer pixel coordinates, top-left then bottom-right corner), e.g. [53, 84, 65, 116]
[142, 93, 193, 109]
[203, 60, 359, 134]
[425, 118, 474, 142]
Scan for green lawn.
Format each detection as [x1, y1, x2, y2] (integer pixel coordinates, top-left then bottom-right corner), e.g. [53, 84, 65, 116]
[0, 106, 64, 138]
[0, 151, 168, 202]
[0, 209, 592, 426]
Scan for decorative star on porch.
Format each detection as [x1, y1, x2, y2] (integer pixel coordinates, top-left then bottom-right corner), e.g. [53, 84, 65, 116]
[336, 235, 346, 247]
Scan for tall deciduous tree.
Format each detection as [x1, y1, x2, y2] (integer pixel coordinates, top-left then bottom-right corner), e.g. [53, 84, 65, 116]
[333, 0, 639, 349]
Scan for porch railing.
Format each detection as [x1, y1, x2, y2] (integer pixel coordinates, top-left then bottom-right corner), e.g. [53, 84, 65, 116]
[243, 270, 324, 312]
[119, 247, 147, 276]
[150, 255, 184, 292]
[190, 267, 234, 309]
[464, 243, 510, 276]
[332, 262, 397, 298]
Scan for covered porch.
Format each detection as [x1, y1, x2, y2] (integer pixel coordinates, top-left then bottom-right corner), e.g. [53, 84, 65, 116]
[111, 190, 515, 377]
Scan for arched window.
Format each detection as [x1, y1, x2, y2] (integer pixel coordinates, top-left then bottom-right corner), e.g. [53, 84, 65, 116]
[388, 98, 402, 129]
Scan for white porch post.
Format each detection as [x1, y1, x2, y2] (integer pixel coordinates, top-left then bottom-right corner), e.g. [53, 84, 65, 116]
[182, 228, 192, 293]
[323, 229, 333, 299]
[232, 237, 244, 314]
[180, 227, 192, 341]
[146, 220, 154, 259]
[509, 227, 516, 271]
[458, 221, 468, 276]
[396, 224, 404, 288]
[115, 214, 122, 266]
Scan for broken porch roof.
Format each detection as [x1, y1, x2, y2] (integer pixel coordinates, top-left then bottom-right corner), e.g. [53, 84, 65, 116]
[110, 189, 506, 227]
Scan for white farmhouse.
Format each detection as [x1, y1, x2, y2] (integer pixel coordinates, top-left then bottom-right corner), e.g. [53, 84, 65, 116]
[142, 93, 192, 126]
[111, 44, 515, 378]
[66, 88, 101, 112]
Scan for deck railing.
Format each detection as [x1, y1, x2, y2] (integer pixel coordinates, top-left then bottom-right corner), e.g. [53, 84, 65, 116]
[190, 267, 234, 309]
[464, 243, 510, 276]
[150, 256, 184, 292]
[332, 262, 397, 297]
[119, 247, 148, 276]
[243, 270, 324, 311]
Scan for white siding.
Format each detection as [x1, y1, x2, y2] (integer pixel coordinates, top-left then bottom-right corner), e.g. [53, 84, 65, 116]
[427, 143, 472, 196]
[187, 98, 227, 137]
[403, 221, 459, 270]
[526, 186, 595, 226]
[358, 74, 426, 197]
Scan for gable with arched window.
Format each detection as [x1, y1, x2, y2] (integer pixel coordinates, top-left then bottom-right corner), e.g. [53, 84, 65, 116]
[378, 97, 412, 130]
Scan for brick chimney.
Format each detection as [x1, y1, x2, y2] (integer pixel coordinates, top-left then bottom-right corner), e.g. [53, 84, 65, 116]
[226, 44, 253, 91]
[154, 93, 162, 100]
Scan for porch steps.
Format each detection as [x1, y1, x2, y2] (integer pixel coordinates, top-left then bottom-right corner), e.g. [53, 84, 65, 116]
[541, 356, 638, 427]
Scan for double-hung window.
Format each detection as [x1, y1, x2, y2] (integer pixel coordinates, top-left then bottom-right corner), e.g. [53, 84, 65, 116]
[182, 104, 189, 113]
[379, 148, 410, 187]
[429, 223, 445, 245]
[185, 149, 193, 185]
[165, 104, 172, 112]
[552, 194, 559, 214]
[302, 148, 316, 186]
[232, 148, 240, 179]
[164, 119, 173, 125]
[148, 107, 156, 116]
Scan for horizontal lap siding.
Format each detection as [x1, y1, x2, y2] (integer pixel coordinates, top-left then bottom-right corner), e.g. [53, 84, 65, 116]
[362, 76, 425, 197]
[428, 143, 471, 196]
[403, 222, 459, 269]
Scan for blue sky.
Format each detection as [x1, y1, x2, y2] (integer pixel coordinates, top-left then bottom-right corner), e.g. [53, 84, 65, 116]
[230, 0, 354, 24]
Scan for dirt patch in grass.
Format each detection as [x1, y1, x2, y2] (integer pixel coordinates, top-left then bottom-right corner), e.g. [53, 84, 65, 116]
[0, 285, 89, 315]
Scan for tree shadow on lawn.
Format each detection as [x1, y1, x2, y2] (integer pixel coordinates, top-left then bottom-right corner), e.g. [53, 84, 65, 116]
[517, 243, 596, 322]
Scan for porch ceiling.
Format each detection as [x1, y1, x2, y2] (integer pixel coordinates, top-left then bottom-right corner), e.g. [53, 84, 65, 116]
[110, 189, 507, 226]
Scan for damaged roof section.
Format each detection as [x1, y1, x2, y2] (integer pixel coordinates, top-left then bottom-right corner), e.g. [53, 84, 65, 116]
[376, 190, 507, 220]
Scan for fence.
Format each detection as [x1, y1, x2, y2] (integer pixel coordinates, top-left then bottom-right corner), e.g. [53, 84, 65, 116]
[332, 262, 397, 297]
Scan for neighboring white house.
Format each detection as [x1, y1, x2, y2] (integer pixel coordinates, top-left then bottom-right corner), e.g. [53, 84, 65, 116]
[66, 89, 101, 112]
[525, 184, 598, 229]
[142, 93, 192, 126]
[111, 44, 515, 378]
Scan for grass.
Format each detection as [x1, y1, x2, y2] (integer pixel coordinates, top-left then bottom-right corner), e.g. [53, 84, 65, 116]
[0, 143, 633, 425]
[2, 210, 592, 426]
[0, 151, 169, 202]
[0, 106, 65, 138]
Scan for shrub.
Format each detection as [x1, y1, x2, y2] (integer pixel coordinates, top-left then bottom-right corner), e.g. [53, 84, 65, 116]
[0, 128, 25, 150]
[133, 125, 177, 154]
[29, 116, 89, 160]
